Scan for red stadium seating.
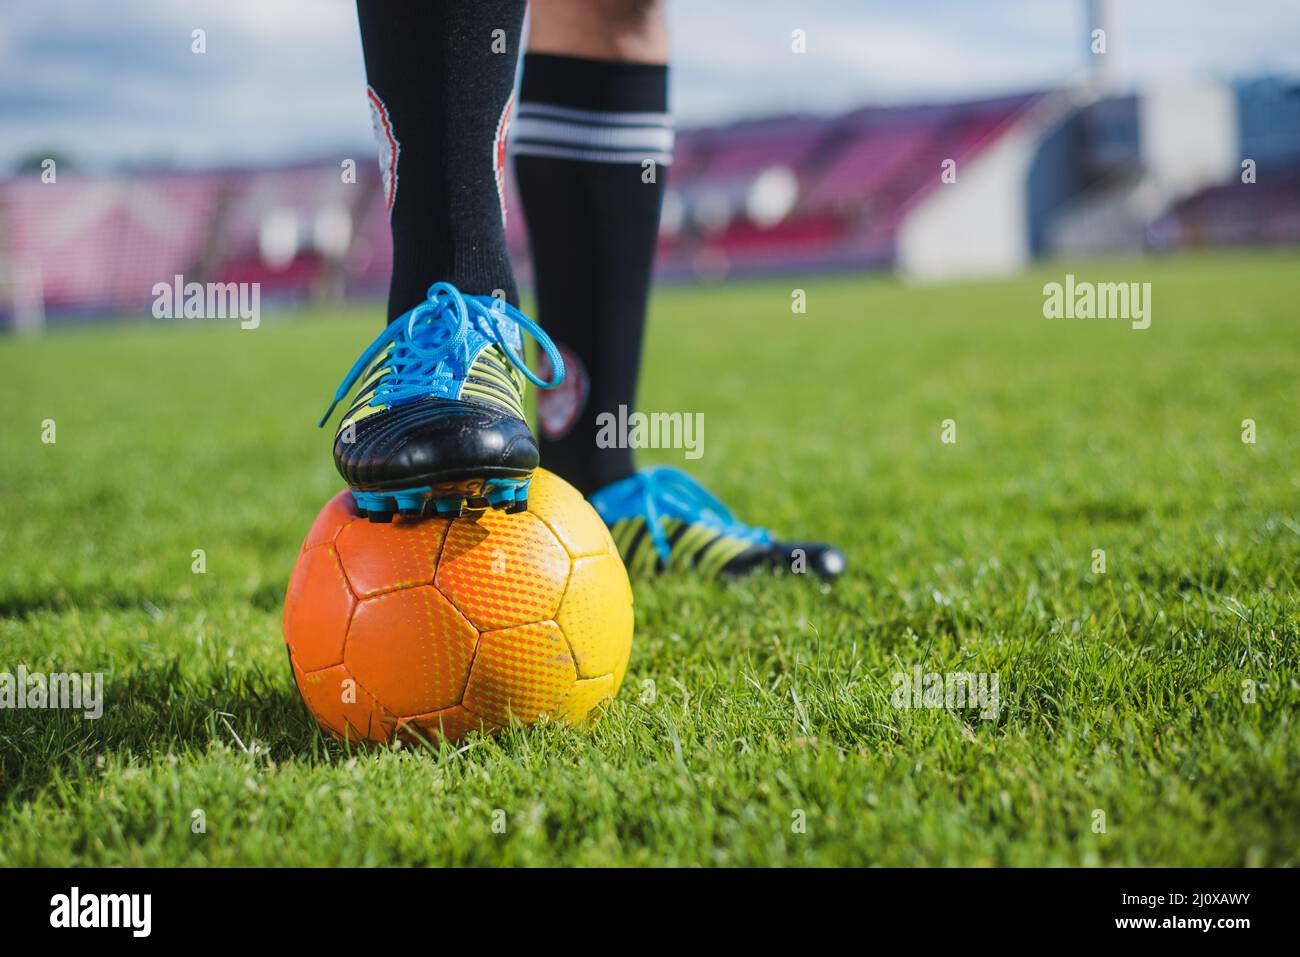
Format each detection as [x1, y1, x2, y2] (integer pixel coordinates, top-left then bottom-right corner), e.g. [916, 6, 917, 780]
[8, 90, 1291, 322]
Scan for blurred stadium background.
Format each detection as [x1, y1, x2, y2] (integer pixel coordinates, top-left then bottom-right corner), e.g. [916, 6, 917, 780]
[1, 0, 1298, 330]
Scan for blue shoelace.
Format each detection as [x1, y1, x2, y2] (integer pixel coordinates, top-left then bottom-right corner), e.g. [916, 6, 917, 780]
[319, 282, 564, 427]
[627, 467, 772, 562]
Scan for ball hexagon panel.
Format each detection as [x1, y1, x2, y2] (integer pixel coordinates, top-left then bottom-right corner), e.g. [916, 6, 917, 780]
[283, 543, 354, 671]
[302, 490, 358, 552]
[397, 705, 498, 744]
[462, 620, 576, 725]
[335, 513, 449, 598]
[291, 659, 397, 743]
[555, 551, 635, 681]
[558, 674, 616, 723]
[435, 509, 570, 631]
[527, 468, 617, 559]
[344, 584, 480, 717]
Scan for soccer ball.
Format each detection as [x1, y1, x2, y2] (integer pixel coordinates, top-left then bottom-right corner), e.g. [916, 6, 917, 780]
[283, 469, 634, 744]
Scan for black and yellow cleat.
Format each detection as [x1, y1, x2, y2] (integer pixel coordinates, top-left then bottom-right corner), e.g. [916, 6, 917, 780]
[588, 468, 846, 578]
[319, 282, 563, 521]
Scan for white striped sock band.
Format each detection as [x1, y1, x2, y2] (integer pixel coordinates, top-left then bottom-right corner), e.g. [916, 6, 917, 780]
[511, 102, 674, 166]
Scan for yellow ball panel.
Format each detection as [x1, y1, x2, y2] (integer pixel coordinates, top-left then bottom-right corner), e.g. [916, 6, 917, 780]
[556, 552, 635, 681]
[527, 468, 619, 559]
[558, 673, 615, 724]
[463, 620, 576, 725]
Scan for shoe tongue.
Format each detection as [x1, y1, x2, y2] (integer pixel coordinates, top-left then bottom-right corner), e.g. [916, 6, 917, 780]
[489, 313, 523, 358]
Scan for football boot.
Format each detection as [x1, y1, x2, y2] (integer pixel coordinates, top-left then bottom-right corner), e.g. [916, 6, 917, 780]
[588, 467, 846, 578]
[319, 282, 564, 521]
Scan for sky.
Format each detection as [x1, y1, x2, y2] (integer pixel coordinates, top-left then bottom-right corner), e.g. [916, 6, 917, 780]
[1, 0, 1298, 171]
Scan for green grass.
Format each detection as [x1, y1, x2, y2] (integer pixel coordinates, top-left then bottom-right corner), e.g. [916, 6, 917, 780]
[1, 250, 1298, 866]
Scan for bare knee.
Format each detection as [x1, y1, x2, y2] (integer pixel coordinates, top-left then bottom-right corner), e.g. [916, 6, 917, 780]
[595, 0, 663, 34]
[528, 0, 668, 63]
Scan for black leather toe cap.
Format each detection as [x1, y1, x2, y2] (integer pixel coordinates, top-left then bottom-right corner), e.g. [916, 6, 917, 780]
[334, 398, 538, 490]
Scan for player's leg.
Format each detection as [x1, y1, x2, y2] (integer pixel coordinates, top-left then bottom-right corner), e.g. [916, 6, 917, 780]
[515, 0, 670, 496]
[320, 0, 564, 522]
[360, 0, 522, 322]
[517, 1, 845, 577]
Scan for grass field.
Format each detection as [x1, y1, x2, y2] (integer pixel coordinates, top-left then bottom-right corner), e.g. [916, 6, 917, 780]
[1, 250, 1297, 866]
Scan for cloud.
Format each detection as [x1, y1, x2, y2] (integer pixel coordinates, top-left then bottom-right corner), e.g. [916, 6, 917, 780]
[667, 0, 1081, 122]
[0, 0, 369, 169]
[1, 0, 1297, 169]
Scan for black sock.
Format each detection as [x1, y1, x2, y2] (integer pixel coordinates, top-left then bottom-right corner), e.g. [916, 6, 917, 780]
[356, 0, 525, 320]
[514, 53, 671, 496]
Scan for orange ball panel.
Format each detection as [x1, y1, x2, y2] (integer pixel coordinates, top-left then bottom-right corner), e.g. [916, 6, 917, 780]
[344, 585, 480, 717]
[435, 510, 569, 631]
[302, 490, 358, 551]
[335, 514, 449, 598]
[283, 544, 354, 671]
[397, 705, 498, 745]
[291, 659, 397, 743]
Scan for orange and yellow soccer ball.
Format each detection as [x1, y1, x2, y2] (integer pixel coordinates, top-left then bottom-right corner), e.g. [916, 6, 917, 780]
[282, 469, 633, 744]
